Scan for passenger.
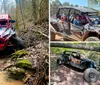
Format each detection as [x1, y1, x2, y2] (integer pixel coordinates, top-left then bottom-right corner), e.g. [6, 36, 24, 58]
[73, 14, 82, 26]
[59, 13, 66, 23]
[59, 13, 67, 32]
[81, 15, 88, 25]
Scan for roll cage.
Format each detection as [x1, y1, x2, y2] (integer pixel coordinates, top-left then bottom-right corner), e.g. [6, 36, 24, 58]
[63, 51, 81, 59]
[0, 14, 12, 28]
[56, 6, 98, 22]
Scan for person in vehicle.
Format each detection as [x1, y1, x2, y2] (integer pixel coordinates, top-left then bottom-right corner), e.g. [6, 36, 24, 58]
[61, 51, 67, 61]
[73, 14, 82, 26]
[59, 13, 67, 23]
[81, 15, 88, 25]
[58, 13, 67, 32]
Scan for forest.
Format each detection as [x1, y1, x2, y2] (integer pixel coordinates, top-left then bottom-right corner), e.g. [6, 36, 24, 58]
[0, 0, 49, 85]
[50, 0, 100, 16]
[0, 0, 48, 27]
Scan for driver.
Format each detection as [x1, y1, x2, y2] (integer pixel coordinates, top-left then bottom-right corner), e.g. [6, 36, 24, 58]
[61, 51, 67, 61]
[73, 14, 82, 26]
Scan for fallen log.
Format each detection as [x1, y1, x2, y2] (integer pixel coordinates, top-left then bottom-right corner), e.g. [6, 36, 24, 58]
[51, 43, 100, 52]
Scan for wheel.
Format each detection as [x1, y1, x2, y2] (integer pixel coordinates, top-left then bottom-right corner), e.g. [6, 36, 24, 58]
[11, 36, 26, 49]
[85, 37, 99, 41]
[83, 68, 99, 83]
[57, 59, 62, 65]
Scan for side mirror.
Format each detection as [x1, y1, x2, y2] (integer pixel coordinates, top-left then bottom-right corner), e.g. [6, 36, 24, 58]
[10, 20, 15, 23]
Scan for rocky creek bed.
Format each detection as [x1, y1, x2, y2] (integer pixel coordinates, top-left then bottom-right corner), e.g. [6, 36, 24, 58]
[0, 21, 49, 85]
[0, 44, 48, 85]
[0, 71, 24, 85]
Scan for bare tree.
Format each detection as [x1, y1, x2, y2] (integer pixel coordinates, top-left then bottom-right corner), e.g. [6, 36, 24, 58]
[3, 0, 7, 13]
[15, 0, 19, 29]
[19, 0, 26, 29]
[31, 0, 37, 21]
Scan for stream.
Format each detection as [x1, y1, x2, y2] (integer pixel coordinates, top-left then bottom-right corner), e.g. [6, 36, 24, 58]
[0, 53, 24, 85]
[0, 71, 24, 85]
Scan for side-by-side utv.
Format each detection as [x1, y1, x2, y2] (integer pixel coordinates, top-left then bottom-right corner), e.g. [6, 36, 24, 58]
[0, 14, 25, 51]
[50, 6, 100, 41]
[57, 51, 100, 83]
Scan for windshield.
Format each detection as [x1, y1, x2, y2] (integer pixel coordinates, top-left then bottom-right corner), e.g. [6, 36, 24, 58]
[84, 12, 100, 24]
[88, 15, 99, 20]
[88, 12, 98, 16]
[88, 15, 100, 24]
[0, 20, 8, 27]
[0, 27, 6, 35]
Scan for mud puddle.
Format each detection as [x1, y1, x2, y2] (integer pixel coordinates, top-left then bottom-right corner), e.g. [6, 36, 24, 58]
[0, 71, 24, 85]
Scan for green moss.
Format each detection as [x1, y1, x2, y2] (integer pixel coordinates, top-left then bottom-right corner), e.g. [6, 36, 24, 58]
[15, 59, 32, 69]
[21, 29, 28, 33]
[8, 67, 25, 80]
[11, 50, 28, 60]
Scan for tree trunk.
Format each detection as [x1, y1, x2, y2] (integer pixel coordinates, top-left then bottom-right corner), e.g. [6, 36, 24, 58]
[31, 0, 37, 21]
[3, 0, 7, 13]
[19, 0, 26, 29]
[15, 0, 19, 29]
[50, 43, 100, 52]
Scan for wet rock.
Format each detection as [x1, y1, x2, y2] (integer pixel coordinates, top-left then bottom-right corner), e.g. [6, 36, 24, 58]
[15, 59, 32, 69]
[8, 67, 25, 80]
[11, 50, 28, 60]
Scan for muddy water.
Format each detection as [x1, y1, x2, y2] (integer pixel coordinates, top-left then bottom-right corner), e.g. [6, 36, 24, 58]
[0, 71, 24, 85]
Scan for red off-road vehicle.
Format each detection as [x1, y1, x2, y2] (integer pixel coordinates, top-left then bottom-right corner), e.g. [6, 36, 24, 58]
[0, 14, 25, 51]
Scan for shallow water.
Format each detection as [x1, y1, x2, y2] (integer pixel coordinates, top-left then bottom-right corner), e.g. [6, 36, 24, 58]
[0, 71, 24, 85]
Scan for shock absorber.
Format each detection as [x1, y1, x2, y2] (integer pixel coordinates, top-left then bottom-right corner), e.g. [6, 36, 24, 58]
[90, 62, 93, 68]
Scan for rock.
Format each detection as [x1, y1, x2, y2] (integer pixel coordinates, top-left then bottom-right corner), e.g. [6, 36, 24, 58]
[11, 50, 28, 60]
[15, 59, 32, 69]
[8, 67, 25, 80]
[51, 73, 61, 82]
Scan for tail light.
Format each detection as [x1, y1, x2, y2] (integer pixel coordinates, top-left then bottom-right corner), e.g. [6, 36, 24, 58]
[0, 38, 6, 50]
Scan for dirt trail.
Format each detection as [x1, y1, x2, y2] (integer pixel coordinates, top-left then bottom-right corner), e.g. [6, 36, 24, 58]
[50, 55, 100, 85]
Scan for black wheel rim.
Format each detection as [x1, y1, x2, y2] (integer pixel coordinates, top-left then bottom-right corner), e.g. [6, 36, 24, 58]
[89, 73, 96, 78]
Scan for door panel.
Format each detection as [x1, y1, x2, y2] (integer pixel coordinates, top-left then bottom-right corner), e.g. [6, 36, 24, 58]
[71, 57, 81, 64]
[70, 24, 83, 38]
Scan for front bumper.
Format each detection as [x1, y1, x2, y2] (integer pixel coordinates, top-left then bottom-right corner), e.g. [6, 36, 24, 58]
[0, 38, 6, 50]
